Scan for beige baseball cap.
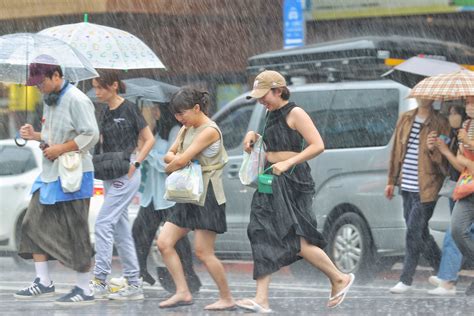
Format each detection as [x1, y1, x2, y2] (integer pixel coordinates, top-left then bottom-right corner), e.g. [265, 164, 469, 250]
[247, 70, 286, 99]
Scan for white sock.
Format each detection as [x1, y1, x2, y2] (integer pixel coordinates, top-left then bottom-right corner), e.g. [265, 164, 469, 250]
[76, 272, 93, 296]
[35, 261, 51, 286]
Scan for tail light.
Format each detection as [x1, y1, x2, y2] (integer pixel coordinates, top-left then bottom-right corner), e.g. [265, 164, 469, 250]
[93, 186, 104, 196]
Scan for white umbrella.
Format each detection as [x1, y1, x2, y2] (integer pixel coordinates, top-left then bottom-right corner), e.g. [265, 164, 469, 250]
[0, 33, 98, 84]
[39, 22, 165, 70]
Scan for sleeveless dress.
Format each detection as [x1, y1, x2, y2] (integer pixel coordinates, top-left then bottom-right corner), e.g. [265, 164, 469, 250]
[167, 121, 229, 234]
[248, 102, 327, 279]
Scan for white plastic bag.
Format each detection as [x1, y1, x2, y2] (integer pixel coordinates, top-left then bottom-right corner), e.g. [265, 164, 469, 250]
[164, 161, 203, 204]
[239, 137, 265, 187]
[58, 151, 83, 193]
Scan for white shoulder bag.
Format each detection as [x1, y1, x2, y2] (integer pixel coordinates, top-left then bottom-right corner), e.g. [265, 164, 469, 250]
[58, 151, 83, 192]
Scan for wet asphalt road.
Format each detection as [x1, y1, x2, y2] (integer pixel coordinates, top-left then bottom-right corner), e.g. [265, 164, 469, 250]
[0, 257, 473, 315]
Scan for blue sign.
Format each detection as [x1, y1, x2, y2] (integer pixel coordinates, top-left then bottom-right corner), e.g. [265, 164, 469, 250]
[283, 0, 305, 49]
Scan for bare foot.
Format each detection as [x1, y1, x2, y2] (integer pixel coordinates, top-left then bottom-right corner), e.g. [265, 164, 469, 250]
[204, 298, 236, 310]
[159, 292, 193, 308]
[327, 274, 353, 308]
[236, 298, 270, 310]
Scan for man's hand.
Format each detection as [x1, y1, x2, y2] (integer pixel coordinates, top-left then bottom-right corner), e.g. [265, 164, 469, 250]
[384, 184, 395, 200]
[42, 144, 63, 161]
[20, 124, 35, 140]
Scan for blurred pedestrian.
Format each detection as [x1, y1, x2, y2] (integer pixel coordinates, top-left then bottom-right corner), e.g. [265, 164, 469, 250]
[157, 87, 235, 310]
[130, 102, 201, 292]
[14, 57, 99, 305]
[385, 98, 450, 294]
[426, 104, 466, 295]
[236, 70, 354, 313]
[450, 96, 474, 296]
[90, 70, 155, 300]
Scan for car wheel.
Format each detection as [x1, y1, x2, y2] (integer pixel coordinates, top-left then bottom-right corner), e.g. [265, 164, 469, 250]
[327, 212, 375, 283]
[12, 212, 32, 268]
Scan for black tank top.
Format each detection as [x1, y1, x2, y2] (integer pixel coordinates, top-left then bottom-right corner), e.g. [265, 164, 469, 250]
[263, 102, 304, 152]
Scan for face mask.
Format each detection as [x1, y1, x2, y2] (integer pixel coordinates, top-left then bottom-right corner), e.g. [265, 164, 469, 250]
[466, 107, 474, 119]
[449, 114, 462, 129]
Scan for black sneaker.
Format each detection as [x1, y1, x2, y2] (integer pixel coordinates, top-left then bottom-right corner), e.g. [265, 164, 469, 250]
[466, 281, 474, 296]
[14, 278, 55, 299]
[55, 286, 95, 305]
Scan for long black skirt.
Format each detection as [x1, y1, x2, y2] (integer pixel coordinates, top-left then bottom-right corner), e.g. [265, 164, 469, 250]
[18, 191, 94, 272]
[167, 183, 227, 234]
[248, 162, 327, 279]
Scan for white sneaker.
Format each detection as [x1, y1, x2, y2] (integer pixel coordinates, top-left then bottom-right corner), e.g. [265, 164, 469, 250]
[428, 276, 442, 287]
[428, 285, 456, 296]
[389, 282, 412, 294]
[109, 276, 128, 293]
[108, 283, 144, 301]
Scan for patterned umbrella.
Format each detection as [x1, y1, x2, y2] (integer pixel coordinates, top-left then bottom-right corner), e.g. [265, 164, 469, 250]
[39, 22, 165, 70]
[409, 70, 474, 100]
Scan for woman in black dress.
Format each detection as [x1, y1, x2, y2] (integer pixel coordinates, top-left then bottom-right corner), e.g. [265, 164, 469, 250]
[236, 71, 354, 313]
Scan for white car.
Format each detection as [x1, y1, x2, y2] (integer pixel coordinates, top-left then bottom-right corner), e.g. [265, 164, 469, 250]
[0, 139, 140, 265]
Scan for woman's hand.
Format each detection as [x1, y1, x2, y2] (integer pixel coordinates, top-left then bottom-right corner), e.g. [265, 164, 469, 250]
[458, 129, 468, 145]
[271, 160, 293, 175]
[435, 138, 450, 156]
[128, 164, 136, 179]
[426, 131, 438, 151]
[243, 131, 258, 153]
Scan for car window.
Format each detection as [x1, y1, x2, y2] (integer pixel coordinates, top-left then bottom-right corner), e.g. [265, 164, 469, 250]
[0, 145, 37, 175]
[215, 103, 255, 150]
[325, 89, 399, 149]
[290, 90, 335, 139]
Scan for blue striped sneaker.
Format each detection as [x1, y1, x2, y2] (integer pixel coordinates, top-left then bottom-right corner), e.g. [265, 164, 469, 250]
[55, 286, 95, 305]
[14, 278, 55, 299]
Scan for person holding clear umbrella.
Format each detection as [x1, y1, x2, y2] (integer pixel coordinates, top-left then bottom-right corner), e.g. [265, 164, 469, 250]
[90, 70, 155, 300]
[14, 57, 100, 305]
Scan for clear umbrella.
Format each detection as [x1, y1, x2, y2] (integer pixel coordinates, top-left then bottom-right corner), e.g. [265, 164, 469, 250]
[0, 33, 98, 84]
[39, 20, 165, 70]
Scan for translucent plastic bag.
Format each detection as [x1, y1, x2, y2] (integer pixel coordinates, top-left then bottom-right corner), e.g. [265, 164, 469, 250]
[164, 161, 203, 204]
[239, 137, 265, 187]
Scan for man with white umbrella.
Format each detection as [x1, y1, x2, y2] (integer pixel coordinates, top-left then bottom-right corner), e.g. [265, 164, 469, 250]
[14, 55, 100, 305]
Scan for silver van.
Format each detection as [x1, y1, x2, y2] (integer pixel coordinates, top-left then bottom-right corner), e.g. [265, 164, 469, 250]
[212, 79, 418, 280]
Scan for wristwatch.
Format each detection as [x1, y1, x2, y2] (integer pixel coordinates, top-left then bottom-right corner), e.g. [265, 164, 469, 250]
[131, 161, 141, 168]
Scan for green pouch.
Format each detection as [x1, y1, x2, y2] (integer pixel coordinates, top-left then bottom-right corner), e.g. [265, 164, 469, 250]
[257, 167, 273, 194]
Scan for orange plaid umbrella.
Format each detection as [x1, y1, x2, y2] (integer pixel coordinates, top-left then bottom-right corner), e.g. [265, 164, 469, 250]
[408, 69, 474, 100]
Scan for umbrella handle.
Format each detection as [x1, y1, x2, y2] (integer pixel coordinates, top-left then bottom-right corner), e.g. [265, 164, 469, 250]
[14, 131, 27, 147]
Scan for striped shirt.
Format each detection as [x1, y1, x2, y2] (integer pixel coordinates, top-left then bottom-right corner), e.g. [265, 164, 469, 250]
[462, 119, 474, 140]
[401, 116, 425, 192]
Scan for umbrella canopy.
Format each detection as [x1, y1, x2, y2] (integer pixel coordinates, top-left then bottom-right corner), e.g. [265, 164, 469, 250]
[409, 70, 474, 101]
[382, 56, 463, 88]
[87, 77, 179, 104]
[0, 33, 98, 84]
[39, 22, 165, 70]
